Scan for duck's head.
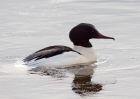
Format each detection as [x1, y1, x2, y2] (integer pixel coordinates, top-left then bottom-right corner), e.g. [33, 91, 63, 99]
[69, 23, 115, 47]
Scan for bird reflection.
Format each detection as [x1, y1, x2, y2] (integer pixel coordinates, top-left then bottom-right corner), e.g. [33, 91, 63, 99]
[68, 65, 102, 96]
[29, 64, 102, 96]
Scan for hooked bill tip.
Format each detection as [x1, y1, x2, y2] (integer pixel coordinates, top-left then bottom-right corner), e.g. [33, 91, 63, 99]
[112, 37, 115, 40]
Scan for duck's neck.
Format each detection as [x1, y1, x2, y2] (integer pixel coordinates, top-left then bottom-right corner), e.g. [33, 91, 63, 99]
[72, 40, 92, 48]
[73, 45, 97, 62]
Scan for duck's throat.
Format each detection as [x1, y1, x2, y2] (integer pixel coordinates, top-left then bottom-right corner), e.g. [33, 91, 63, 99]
[73, 40, 92, 48]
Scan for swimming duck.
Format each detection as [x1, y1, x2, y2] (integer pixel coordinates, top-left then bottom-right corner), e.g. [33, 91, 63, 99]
[23, 23, 114, 68]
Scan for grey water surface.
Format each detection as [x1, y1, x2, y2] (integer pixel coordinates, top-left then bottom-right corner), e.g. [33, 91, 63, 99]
[0, 0, 140, 99]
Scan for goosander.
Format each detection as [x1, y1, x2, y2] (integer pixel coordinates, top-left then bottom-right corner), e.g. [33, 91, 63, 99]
[23, 23, 114, 68]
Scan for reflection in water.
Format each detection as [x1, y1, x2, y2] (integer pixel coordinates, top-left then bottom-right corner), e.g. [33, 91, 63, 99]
[29, 65, 102, 96]
[72, 75, 102, 96]
[69, 65, 102, 96]
[29, 66, 66, 77]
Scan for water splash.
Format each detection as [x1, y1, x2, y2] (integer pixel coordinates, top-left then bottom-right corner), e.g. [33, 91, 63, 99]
[0, 60, 29, 75]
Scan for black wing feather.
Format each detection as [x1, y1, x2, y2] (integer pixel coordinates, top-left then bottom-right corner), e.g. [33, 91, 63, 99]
[24, 45, 80, 62]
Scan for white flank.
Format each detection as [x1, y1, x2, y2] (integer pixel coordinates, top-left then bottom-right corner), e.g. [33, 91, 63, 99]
[25, 51, 96, 68]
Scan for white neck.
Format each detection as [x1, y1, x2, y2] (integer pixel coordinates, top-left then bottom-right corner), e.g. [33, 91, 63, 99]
[73, 46, 97, 62]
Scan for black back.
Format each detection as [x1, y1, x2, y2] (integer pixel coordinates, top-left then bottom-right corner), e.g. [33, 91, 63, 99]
[24, 45, 80, 62]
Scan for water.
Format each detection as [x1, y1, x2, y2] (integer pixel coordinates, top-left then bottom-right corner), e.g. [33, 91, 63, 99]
[0, 0, 140, 99]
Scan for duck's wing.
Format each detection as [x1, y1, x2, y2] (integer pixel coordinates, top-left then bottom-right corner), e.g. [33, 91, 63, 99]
[23, 45, 96, 68]
[23, 45, 80, 62]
